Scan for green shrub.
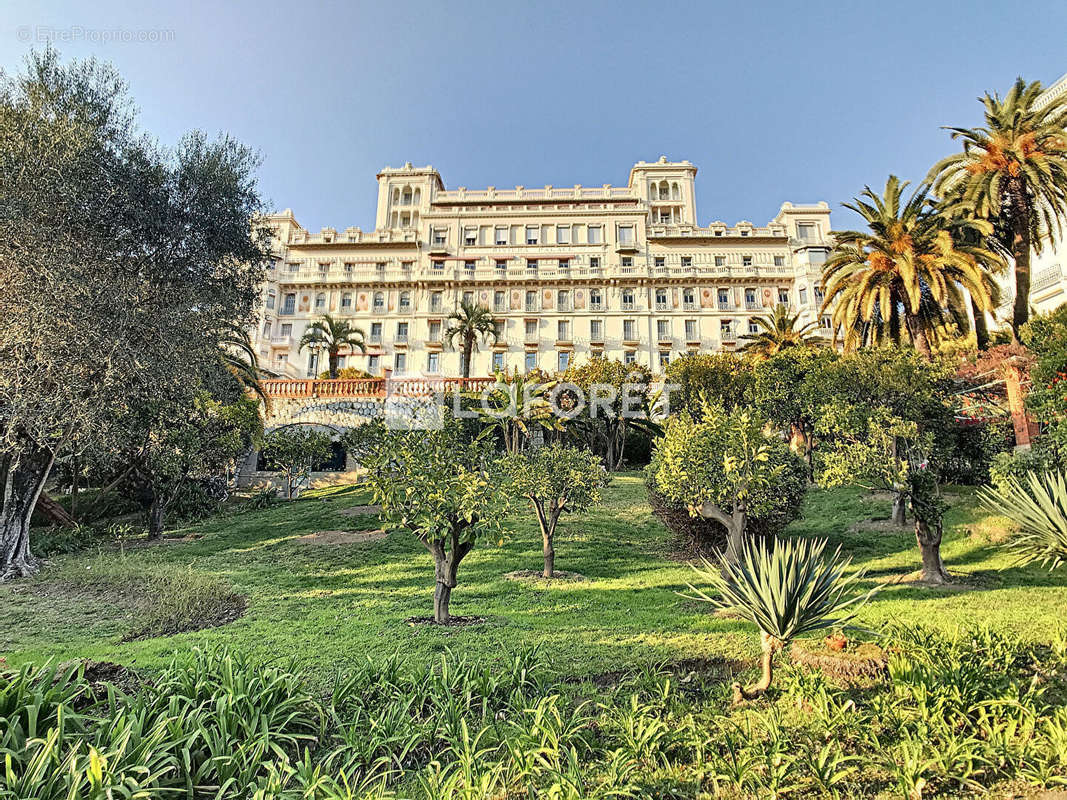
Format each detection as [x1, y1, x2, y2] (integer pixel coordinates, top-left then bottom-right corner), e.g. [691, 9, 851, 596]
[989, 447, 1057, 492]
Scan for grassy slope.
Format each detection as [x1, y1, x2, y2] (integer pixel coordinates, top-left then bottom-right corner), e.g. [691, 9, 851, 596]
[2, 476, 1065, 686]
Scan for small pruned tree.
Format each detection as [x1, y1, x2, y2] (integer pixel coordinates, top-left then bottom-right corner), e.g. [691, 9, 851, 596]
[360, 423, 510, 623]
[685, 536, 875, 702]
[649, 399, 806, 563]
[504, 443, 608, 578]
[816, 405, 950, 584]
[260, 427, 333, 500]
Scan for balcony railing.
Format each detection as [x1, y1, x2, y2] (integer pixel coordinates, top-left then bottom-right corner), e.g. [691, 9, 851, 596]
[718, 301, 733, 311]
[261, 377, 497, 399]
[745, 301, 761, 311]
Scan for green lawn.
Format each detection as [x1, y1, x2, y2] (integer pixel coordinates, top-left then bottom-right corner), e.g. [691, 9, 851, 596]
[2, 475, 1065, 686]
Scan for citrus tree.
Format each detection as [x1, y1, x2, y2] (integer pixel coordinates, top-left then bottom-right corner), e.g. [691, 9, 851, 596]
[360, 424, 510, 623]
[260, 427, 333, 500]
[504, 443, 608, 577]
[649, 400, 806, 562]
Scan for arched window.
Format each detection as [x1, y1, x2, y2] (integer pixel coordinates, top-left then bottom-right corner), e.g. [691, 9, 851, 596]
[402, 185, 413, 205]
[399, 291, 411, 310]
[413, 188, 421, 205]
[671, 182, 680, 200]
[392, 188, 400, 204]
[315, 293, 326, 310]
[658, 180, 670, 200]
[622, 288, 635, 307]
[373, 292, 385, 311]
[266, 290, 276, 310]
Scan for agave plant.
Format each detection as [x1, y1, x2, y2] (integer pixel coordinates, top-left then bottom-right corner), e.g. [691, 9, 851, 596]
[685, 536, 876, 702]
[979, 471, 1067, 570]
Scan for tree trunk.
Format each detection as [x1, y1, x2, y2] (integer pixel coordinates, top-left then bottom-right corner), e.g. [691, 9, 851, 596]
[1009, 181, 1033, 339]
[433, 581, 452, 623]
[0, 444, 57, 581]
[915, 518, 949, 584]
[543, 533, 555, 578]
[970, 295, 990, 351]
[328, 351, 339, 379]
[905, 312, 933, 360]
[148, 493, 165, 540]
[733, 631, 781, 703]
[427, 527, 473, 623]
[892, 493, 907, 526]
[462, 335, 474, 379]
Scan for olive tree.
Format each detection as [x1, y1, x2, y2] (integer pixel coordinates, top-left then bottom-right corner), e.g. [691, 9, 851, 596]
[649, 399, 806, 563]
[817, 404, 950, 584]
[504, 443, 608, 577]
[260, 427, 333, 500]
[0, 50, 268, 579]
[360, 424, 510, 623]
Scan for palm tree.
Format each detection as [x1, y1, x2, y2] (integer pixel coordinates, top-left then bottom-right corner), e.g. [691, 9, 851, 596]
[445, 299, 499, 378]
[929, 78, 1067, 338]
[298, 314, 367, 379]
[739, 304, 822, 357]
[219, 324, 269, 408]
[821, 176, 1003, 359]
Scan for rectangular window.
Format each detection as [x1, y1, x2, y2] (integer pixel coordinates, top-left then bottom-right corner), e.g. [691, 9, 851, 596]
[657, 320, 670, 340]
[526, 225, 539, 245]
[557, 290, 570, 311]
[799, 287, 809, 305]
[526, 290, 537, 311]
[590, 256, 601, 269]
[319, 261, 330, 273]
[742, 255, 753, 267]
[749, 319, 760, 334]
[394, 352, 406, 373]
[590, 319, 603, 340]
[558, 351, 570, 372]
[588, 226, 603, 244]
[492, 352, 505, 372]
[718, 288, 730, 309]
[281, 323, 292, 337]
[375, 261, 386, 272]
[342, 294, 353, 309]
[623, 319, 636, 341]
[590, 288, 602, 310]
[556, 225, 571, 244]
[430, 291, 443, 311]
[559, 259, 569, 271]
[774, 255, 785, 267]
[495, 259, 507, 270]
[427, 352, 440, 373]
[557, 320, 570, 341]
[720, 320, 734, 339]
[464, 260, 475, 272]
[624, 351, 637, 365]
[368, 354, 379, 373]
[654, 256, 665, 268]
[432, 228, 447, 245]
[527, 259, 538, 271]
[655, 288, 669, 310]
[266, 291, 276, 309]
[525, 352, 537, 372]
[659, 351, 670, 370]
[401, 260, 413, 270]
[685, 319, 698, 340]
[370, 322, 382, 342]
[779, 289, 789, 305]
[433, 260, 444, 270]
[396, 322, 408, 341]
[618, 225, 634, 244]
[463, 291, 474, 305]
[494, 290, 505, 312]
[398, 293, 410, 311]
[797, 222, 816, 241]
[429, 320, 442, 341]
[681, 256, 692, 268]
[495, 226, 508, 245]
[262, 321, 272, 337]
[464, 228, 477, 246]
[714, 256, 726, 267]
[525, 319, 538, 339]
[621, 256, 633, 268]
[683, 288, 695, 309]
[282, 293, 296, 314]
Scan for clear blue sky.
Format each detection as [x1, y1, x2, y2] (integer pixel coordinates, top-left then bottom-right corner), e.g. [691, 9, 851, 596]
[4, 0, 1067, 232]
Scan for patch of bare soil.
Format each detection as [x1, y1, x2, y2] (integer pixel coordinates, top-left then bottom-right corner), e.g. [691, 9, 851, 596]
[297, 529, 388, 545]
[405, 615, 488, 627]
[338, 505, 381, 518]
[504, 569, 588, 583]
[72, 660, 142, 704]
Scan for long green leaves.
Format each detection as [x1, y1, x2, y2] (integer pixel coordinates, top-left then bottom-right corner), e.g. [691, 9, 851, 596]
[685, 536, 878, 643]
[979, 471, 1067, 570]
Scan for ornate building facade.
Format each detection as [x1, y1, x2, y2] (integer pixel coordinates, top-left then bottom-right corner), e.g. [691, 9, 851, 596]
[253, 157, 833, 378]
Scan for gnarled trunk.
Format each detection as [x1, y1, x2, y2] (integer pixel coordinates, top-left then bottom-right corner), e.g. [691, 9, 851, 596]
[534, 499, 563, 578]
[733, 631, 782, 703]
[916, 518, 949, 584]
[694, 499, 746, 564]
[1, 444, 57, 581]
[425, 526, 474, 623]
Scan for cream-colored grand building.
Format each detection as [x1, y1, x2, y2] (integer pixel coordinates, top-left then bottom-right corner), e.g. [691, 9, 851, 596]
[253, 157, 833, 378]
